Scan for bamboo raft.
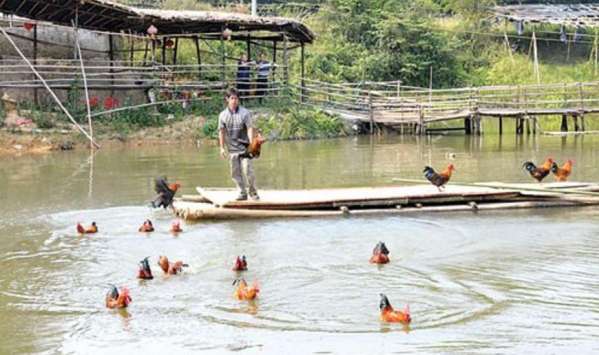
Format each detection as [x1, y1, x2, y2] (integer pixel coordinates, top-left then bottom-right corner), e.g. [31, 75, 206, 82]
[171, 182, 599, 221]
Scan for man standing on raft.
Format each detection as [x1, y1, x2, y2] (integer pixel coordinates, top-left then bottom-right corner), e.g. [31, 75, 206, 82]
[218, 88, 260, 201]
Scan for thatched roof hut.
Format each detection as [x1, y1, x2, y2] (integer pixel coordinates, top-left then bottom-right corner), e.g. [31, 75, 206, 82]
[0, 0, 314, 42]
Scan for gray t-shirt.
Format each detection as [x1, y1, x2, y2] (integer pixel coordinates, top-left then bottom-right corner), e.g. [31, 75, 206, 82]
[218, 106, 254, 153]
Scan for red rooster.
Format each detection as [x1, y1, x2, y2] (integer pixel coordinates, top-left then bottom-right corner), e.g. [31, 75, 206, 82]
[423, 164, 455, 191]
[379, 294, 411, 324]
[157, 255, 188, 275]
[151, 177, 180, 209]
[370, 241, 390, 264]
[105, 285, 131, 309]
[233, 278, 259, 300]
[523, 158, 554, 182]
[170, 220, 183, 234]
[137, 257, 153, 280]
[551, 160, 573, 182]
[138, 219, 154, 233]
[239, 132, 265, 159]
[77, 222, 97, 234]
[232, 255, 248, 271]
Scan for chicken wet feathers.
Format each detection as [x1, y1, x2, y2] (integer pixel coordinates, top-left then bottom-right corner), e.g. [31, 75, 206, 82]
[151, 177, 180, 209]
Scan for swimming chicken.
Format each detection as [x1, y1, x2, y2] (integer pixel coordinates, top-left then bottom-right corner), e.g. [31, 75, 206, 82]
[138, 219, 154, 232]
[232, 255, 248, 271]
[170, 220, 183, 233]
[551, 160, 573, 182]
[105, 285, 131, 309]
[423, 164, 455, 191]
[522, 158, 554, 182]
[233, 278, 259, 300]
[370, 241, 390, 264]
[151, 177, 180, 209]
[239, 132, 265, 159]
[77, 222, 97, 234]
[379, 294, 411, 324]
[157, 255, 188, 275]
[137, 257, 153, 280]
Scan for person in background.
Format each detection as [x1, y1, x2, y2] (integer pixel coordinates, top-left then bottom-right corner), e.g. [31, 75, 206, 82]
[236, 54, 253, 102]
[218, 88, 259, 201]
[256, 53, 272, 104]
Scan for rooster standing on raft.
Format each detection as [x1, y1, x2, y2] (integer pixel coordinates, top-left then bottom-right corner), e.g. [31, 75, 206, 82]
[551, 160, 573, 182]
[522, 158, 554, 182]
[423, 164, 455, 191]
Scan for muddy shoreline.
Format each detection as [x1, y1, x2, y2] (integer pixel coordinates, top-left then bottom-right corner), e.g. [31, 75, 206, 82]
[0, 116, 214, 156]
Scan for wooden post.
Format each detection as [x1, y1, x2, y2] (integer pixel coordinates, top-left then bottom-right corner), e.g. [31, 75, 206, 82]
[246, 36, 251, 59]
[368, 93, 374, 134]
[172, 37, 179, 66]
[464, 116, 472, 135]
[573, 114, 580, 132]
[525, 116, 530, 135]
[33, 23, 38, 106]
[581, 114, 586, 131]
[151, 38, 156, 63]
[272, 40, 277, 85]
[516, 116, 523, 135]
[532, 116, 538, 135]
[220, 30, 226, 85]
[578, 82, 585, 112]
[129, 32, 134, 66]
[162, 36, 167, 66]
[143, 39, 149, 65]
[300, 41, 305, 103]
[499, 115, 503, 135]
[561, 114, 568, 132]
[194, 35, 201, 80]
[108, 34, 114, 98]
[283, 35, 289, 87]
[419, 107, 425, 135]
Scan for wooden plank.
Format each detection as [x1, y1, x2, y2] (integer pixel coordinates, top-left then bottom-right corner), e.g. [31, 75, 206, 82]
[196, 185, 521, 210]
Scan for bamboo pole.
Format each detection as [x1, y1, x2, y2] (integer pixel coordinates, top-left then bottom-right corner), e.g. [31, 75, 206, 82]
[0, 27, 99, 148]
[391, 178, 599, 197]
[532, 31, 541, 84]
[32, 23, 38, 106]
[108, 34, 114, 98]
[73, 23, 95, 150]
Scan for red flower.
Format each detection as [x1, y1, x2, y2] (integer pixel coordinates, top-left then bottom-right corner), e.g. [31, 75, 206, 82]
[23, 22, 35, 31]
[103, 96, 119, 110]
[88, 96, 99, 108]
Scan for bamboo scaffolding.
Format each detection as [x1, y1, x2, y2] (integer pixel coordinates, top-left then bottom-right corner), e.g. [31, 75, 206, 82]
[0, 26, 99, 148]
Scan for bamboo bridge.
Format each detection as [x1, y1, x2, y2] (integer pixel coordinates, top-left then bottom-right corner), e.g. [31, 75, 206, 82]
[294, 79, 599, 135]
